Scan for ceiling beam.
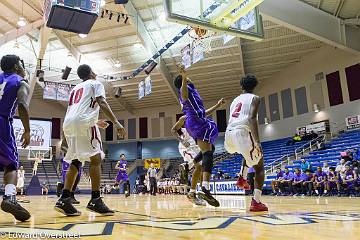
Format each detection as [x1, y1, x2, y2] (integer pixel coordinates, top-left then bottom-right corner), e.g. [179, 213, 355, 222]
[123, 1, 179, 102]
[259, 0, 360, 54]
[344, 18, 360, 26]
[28, 26, 52, 105]
[0, 19, 44, 46]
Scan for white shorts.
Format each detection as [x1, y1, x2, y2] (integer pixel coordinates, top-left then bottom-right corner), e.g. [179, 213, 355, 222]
[179, 145, 201, 169]
[64, 125, 104, 164]
[224, 127, 263, 167]
[17, 178, 24, 188]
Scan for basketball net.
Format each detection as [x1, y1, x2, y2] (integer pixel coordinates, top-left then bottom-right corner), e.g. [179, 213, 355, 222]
[187, 26, 216, 53]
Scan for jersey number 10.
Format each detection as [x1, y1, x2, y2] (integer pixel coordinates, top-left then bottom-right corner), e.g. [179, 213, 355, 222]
[69, 88, 84, 106]
[232, 103, 242, 118]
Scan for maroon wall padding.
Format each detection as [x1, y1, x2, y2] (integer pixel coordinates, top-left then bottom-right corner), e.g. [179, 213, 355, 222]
[326, 71, 343, 106]
[51, 118, 61, 139]
[139, 117, 148, 139]
[345, 63, 360, 102]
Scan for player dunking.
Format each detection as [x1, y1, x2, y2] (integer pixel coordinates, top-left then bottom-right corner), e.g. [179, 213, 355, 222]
[173, 66, 221, 207]
[0, 55, 31, 221]
[113, 154, 131, 197]
[55, 64, 126, 216]
[172, 98, 225, 206]
[224, 74, 268, 211]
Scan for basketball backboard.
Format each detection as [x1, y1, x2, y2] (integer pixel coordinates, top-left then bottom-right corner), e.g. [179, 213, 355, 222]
[164, 0, 264, 41]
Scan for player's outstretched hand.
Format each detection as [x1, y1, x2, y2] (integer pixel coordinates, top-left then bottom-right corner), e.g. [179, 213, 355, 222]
[21, 131, 30, 148]
[115, 122, 126, 138]
[97, 119, 110, 129]
[218, 98, 226, 106]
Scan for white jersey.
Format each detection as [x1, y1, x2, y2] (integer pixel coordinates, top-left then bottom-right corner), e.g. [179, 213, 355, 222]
[63, 79, 106, 136]
[227, 93, 257, 131]
[178, 128, 200, 165]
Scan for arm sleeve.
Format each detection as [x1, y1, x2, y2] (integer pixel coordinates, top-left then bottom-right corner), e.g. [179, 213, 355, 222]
[93, 81, 106, 99]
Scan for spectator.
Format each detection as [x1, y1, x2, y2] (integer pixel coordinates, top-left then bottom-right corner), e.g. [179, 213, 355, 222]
[300, 159, 311, 173]
[41, 181, 49, 195]
[342, 165, 356, 196]
[316, 141, 326, 151]
[342, 150, 353, 163]
[279, 167, 294, 196]
[326, 167, 340, 196]
[313, 166, 327, 196]
[286, 134, 302, 146]
[302, 169, 314, 196]
[354, 167, 360, 196]
[322, 162, 330, 174]
[336, 159, 347, 180]
[270, 168, 284, 196]
[291, 168, 304, 196]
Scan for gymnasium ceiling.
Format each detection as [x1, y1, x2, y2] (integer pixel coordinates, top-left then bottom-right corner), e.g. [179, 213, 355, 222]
[0, 0, 359, 113]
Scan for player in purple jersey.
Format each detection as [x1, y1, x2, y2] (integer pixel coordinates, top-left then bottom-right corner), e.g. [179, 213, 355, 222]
[313, 166, 328, 196]
[113, 154, 130, 197]
[326, 167, 340, 196]
[270, 168, 284, 195]
[342, 165, 356, 196]
[174, 66, 221, 207]
[302, 169, 314, 196]
[0, 55, 31, 222]
[279, 167, 294, 195]
[291, 168, 304, 196]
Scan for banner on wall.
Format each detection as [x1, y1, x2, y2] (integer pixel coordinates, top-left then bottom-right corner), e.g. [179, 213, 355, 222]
[12, 119, 52, 149]
[138, 80, 145, 100]
[145, 76, 152, 96]
[56, 83, 72, 101]
[144, 158, 161, 169]
[43, 81, 57, 100]
[306, 121, 327, 134]
[346, 115, 360, 130]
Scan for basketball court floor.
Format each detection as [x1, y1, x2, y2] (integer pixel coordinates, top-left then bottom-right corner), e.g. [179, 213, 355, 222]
[0, 195, 359, 239]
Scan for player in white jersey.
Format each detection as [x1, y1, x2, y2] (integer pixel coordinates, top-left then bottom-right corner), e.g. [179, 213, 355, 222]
[224, 74, 268, 212]
[172, 98, 225, 206]
[55, 64, 126, 216]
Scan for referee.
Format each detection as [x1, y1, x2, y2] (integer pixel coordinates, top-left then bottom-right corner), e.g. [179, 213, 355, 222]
[147, 163, 158, 196]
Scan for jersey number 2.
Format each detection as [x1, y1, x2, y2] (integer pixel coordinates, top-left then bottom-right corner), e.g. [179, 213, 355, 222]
[232, 103, 242, 118]
[69, 88, 83, 106]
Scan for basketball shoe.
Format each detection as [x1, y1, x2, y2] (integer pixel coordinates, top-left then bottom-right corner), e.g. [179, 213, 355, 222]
[187, 192, 206, 206]
[1, 195, 31, 221]
[197, 187, 220, 207]
[249, 198, 268, 212]
[54, 197, 81, 216]
[86, 197, 115, 216]
[236, 176, 251, 190]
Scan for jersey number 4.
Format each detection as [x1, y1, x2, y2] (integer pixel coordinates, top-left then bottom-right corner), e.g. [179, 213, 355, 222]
[232, 103, 242, 118]
[69, 88, 84, 106]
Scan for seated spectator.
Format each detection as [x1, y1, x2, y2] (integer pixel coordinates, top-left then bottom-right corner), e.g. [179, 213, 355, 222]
[326, 167, 340, 196]
[300, 159, 311, 173]
[313, 166, 327, 196]
[302, 169, 314, 196]
[291, 168, 304, 196]
[322, 162, 330, 174]
[286, 134, 302, 146]
[316, 141, 326, 151]
[270, 168, 284, 196]
[341, 165, 356, 196]
[279, 167, 294, 196]
[336, 159, 347, 180]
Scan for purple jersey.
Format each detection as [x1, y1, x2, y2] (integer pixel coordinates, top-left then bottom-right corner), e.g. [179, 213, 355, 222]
[344, 170, 354, 181]
[0, 73, 23, 118]
[117, 160, 127, 173]
[315, 172, 327, 182]
[276, 171, 284, 180]
[328, 171, 336, 181]
[283, 171, 294, 180]
[301, 173, 312, 181]
[61, 159, 82, 183]
[180, 83, 206, 118]
[293, 172, 302, 181]
[116, 160, 128, 182]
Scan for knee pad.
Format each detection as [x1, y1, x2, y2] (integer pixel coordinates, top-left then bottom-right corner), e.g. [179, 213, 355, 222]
[71, 159, 82, 172]
[202, 151, 214, 173]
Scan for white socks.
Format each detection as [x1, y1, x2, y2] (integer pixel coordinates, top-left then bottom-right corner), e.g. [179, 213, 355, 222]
[240, 165, 249, 180]
[5, 184, 16, 196]
[315, 190, 319, 194]
[202, 181, 210, 190]
[254, 189, 262, 203]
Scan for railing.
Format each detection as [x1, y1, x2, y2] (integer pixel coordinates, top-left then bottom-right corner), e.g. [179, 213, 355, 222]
[294, 135, 326, 159]
[264, 155, 291, 175]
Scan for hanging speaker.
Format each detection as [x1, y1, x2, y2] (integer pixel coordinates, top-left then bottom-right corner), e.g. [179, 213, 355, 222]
[61, 66, 72, 80]
[115, 87, 122, 98]
[114, 0, 129, 4]
[36, 69, 45, 82]
[145, 61, 157, 75]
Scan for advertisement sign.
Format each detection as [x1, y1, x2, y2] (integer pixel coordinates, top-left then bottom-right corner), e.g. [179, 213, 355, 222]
[144, 158, 161, 169]
[306, 121, 326, 134]
[346, 115, 360, 130]
[196, 182, 215, 194]
[214, 181, 245, 195]
[13, 119, 52, 149]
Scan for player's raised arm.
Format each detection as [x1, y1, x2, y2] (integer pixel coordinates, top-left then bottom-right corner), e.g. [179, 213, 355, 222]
[248, 96, 261, 143]
[179, 66, 188, 100]
[205, 98, 226, 116]
[171, 116, 185, 138]
[17, 80, 30, 148]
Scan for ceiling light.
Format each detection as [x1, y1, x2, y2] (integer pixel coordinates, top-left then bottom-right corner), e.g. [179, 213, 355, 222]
[114, 62, 121, 68]
[264, 117, 269, 125]
[78, 33, 87, 38]
[313, 103, 320, 113]
[133, 43, 143, 49]
[17, 17, 26, 27]
[100, 0, 106, 7]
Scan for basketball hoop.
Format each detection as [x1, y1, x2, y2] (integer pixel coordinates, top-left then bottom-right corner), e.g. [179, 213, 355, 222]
[187, 26, 216, 53]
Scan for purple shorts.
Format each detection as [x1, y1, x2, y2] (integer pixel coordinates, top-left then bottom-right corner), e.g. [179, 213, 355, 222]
[116, 172, 128, 182]
[328, 181, 337, 188]
[185, 116, 218, 144]
[0, 117, 19, 169]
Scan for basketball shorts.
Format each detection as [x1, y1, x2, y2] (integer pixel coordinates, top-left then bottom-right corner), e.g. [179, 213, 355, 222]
[224, 127, 263, 167]
[116, 172, 129, 182]
[185, 116, 218, 144]
[63, 125, 104, 164]
[0, 117, 19, 169]
[17, 178, 24, 188]
[179, 145, 200, 169]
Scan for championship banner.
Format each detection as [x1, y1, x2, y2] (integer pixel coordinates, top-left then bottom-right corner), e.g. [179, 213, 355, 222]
[181, 44, 192, 69]
[192, 43, 204, 65]
[144, 158, 161, 169]
[346, 115, 360, 130]
[138, 80, 145, 100]
[145, 76, 152, 96]
[13, 119, 52, 149]
[56, 83, 71, 101]
[43, 81, 57, 100]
